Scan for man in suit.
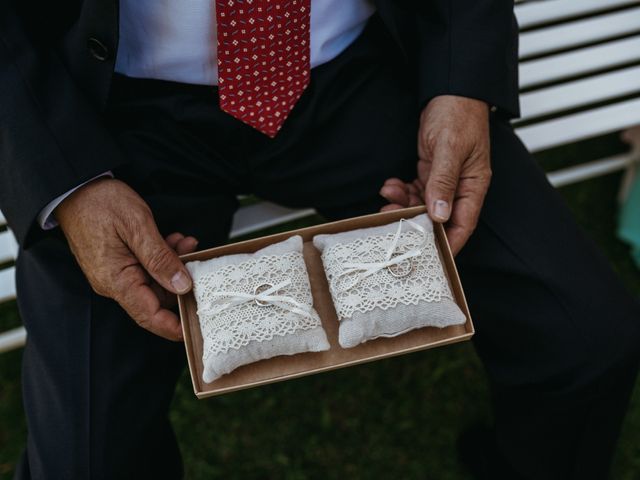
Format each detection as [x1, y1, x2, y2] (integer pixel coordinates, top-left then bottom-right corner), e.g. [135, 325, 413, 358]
[1, 0, 639, 478]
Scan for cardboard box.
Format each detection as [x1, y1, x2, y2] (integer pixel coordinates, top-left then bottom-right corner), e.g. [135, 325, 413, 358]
[177, 205, 473, 399]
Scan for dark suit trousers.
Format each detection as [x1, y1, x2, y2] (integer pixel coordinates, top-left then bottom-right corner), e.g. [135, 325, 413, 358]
[14, 15, 640, 480]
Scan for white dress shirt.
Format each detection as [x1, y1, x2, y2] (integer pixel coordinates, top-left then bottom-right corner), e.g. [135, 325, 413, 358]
[114, 0, 376, 86]
[40, 0, 376, 228]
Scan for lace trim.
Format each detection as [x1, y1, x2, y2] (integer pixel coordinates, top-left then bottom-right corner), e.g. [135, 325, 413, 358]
[321, 230, 454, 320]
[191, 251, 321, 358]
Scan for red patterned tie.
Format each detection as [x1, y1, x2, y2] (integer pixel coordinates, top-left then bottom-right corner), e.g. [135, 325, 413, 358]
[216, 0, 311, 138]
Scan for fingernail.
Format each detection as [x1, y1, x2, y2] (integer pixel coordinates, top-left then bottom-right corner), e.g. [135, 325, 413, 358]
[171, 271, 191, 293]
[379, 186, 393, 196]
[433, 200, 450, 221]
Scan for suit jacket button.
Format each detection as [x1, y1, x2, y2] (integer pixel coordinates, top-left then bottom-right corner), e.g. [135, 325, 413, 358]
[87, 37, 109, 61]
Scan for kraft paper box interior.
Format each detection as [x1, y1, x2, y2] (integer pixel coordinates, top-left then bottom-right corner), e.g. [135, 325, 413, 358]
[177, 205, 474, 399]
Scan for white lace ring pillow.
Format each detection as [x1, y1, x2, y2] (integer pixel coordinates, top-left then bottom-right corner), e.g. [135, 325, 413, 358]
[186, 235, 330, 383]
[313, 213, 466, 349]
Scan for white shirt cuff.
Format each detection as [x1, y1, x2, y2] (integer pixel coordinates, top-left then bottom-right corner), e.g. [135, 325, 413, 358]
[37, 171, 114, 230]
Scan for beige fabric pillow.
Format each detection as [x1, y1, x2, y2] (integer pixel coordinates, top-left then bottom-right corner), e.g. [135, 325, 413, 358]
[313, 213, 466, 348]
[186, 235, 329, 383]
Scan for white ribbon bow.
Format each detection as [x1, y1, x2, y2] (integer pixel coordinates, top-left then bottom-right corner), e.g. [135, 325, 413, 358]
[334, 218, 429, 293]
[197, 279, 315, 319]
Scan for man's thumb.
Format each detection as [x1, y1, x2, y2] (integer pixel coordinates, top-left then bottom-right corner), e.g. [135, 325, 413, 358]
[424, 149, 461, 223]
[131, 225, 193, 295]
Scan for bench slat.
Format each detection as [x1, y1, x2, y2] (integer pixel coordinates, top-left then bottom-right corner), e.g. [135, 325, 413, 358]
[0, 230, 18, 264]
[547, 152, 640, 187]
[0, 266, 16, 303]
[515, 0, 639, 29]
[519, 65, 640, 121]
[0, 327, 26, 354]
[516, 98, 640, 152]
[519, 7, 640, 58]
[520, 35, 640, 89]
[230, 202, 316, 238]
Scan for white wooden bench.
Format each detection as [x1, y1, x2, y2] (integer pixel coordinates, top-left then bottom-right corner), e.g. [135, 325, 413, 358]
[2, 0, 640, 353]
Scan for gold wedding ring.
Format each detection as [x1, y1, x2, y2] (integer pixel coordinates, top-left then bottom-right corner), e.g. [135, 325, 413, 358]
[386, 251, 414, 278]
[254, 283, 274, 306]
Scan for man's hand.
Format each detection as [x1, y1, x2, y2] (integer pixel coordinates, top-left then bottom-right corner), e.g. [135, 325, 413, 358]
[55, 178, 198, 341]
[380, 95, 491, 255]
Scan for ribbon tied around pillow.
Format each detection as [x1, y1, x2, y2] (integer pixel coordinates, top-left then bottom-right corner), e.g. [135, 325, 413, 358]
[333, 218, 429, 293]
[197, 278, 315, 319]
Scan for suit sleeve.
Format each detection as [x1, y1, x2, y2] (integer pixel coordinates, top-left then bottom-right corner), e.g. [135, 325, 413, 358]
[407, 0, 520, 118]
[0, 5, 125, 248]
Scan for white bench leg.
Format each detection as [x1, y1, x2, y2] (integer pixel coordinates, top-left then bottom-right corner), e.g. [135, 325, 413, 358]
[619, 127, 640, 204]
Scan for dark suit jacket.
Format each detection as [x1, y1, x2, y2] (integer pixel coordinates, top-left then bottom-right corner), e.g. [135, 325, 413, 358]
[0, 0, 519, 248]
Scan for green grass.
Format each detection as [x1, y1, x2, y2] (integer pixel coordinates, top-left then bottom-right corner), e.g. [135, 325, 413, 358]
[1, 133, 639, 479]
